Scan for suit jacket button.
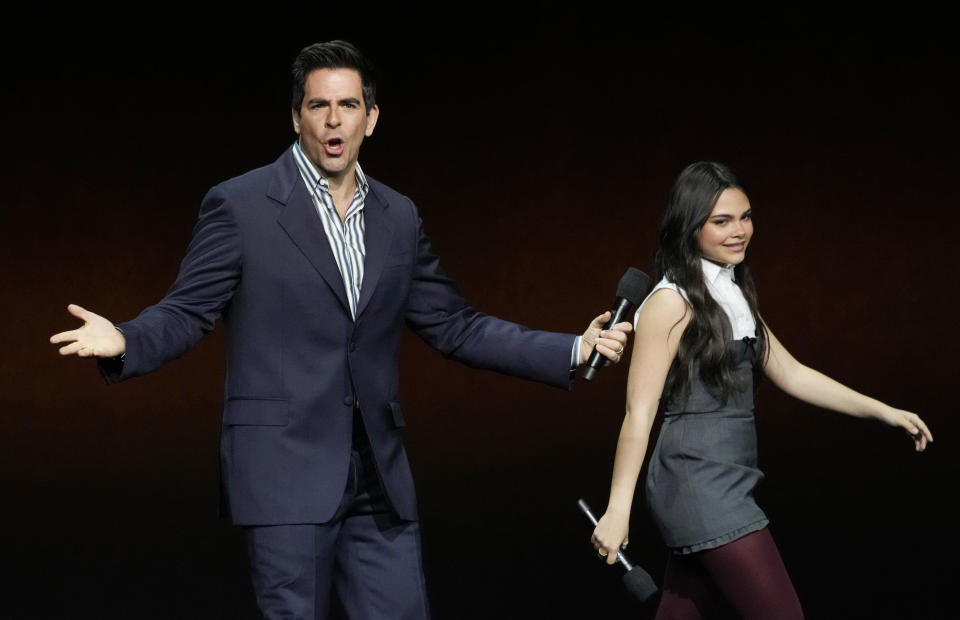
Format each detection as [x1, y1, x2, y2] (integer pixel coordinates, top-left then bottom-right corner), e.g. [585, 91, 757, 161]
[343, 395, 354, 407]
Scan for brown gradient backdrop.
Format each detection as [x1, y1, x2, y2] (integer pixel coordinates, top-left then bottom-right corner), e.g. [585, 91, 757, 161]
[3, 6, 957, 619]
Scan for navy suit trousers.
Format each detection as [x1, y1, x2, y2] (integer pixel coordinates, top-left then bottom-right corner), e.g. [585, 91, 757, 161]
[244, 413, 430, 620]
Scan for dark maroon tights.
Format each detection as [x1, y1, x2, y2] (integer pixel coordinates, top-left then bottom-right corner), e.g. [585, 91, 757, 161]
[654, 528, 804, 619]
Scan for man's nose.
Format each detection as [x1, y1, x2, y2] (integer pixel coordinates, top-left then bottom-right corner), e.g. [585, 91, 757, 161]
[326, 107, 340, 127]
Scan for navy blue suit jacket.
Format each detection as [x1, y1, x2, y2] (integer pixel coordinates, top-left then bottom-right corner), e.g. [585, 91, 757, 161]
[103, 147, 576, 524]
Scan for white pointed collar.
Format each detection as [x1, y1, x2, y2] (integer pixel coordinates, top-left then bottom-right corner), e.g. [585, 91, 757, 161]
[700, 257, 736, 284]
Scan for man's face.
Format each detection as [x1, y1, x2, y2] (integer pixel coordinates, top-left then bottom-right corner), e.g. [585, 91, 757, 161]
[292, 68, 379, 186]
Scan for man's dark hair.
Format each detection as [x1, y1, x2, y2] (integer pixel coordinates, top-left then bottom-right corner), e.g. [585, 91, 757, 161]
[291, 40, 377, 113]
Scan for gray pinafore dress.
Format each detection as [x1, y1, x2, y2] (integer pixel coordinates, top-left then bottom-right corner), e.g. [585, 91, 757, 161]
[645, 337, 768, 554]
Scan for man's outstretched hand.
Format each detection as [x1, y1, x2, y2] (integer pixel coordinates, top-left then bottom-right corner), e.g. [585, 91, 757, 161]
[50, 304, 125, 358]
[579, 311, 632, 365]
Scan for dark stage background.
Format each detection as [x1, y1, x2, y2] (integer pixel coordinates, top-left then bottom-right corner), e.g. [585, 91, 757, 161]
[3, 5, 958, 619]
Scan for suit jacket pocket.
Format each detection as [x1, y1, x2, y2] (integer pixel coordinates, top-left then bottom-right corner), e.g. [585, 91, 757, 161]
[389, 401, 405, 428]
[223, 398, 290, 426]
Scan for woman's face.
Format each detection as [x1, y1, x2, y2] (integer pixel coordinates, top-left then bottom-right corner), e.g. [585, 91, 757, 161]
[698, 188, 753, 265]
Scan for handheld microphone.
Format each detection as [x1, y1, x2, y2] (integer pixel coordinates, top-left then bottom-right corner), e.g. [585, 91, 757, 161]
[577, 498, 658, 603]
[582, 267, 652, 381]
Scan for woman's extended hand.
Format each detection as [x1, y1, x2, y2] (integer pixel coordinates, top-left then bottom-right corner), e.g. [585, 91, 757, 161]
[878, 407, 933, 452]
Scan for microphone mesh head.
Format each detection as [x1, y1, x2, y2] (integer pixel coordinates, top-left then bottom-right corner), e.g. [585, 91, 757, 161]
[623, 566, 659, 603]
[616, 268, 653, 305]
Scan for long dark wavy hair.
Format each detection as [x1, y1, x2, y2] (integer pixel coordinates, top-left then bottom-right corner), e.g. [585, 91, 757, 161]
[655, 162, 767, 405]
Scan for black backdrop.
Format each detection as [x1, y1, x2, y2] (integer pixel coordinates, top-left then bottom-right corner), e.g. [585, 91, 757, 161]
[3, 4, 958, 619]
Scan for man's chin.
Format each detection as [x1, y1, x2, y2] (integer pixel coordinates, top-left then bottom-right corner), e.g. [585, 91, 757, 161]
[318, 158, 349, 177]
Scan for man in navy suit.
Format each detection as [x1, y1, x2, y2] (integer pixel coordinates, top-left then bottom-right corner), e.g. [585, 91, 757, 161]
[51, 40, 631, 619]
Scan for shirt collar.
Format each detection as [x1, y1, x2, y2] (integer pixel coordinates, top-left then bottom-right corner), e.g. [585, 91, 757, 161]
[700, 257, 735, 284]
[291, 141, 369, 199]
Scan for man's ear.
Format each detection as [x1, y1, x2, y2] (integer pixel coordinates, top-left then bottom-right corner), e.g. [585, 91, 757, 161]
[292, 108, 302, 135]
[364, 104, 380, 137]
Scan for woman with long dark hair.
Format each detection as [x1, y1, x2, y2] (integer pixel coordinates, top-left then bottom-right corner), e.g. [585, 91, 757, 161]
[590, 162, 932, 618]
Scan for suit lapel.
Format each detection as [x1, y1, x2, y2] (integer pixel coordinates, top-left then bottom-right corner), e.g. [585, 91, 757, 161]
[356, 186, 393, 319]
[270, 149, 352, 317]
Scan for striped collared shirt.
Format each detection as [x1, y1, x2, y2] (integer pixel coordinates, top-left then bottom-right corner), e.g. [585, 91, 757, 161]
[292, 142, 584, 369]
[292, 141, 369, 320]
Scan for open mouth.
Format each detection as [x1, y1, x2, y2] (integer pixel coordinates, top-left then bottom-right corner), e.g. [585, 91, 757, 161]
[324, 138, 344, 156]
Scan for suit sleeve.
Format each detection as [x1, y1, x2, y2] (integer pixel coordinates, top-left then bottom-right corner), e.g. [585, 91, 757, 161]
[403, 211, 576, 389]
[100, 186, 242, 383]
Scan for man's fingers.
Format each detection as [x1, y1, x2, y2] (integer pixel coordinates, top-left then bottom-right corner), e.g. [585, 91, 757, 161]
[599, 329, 629, 343]
[595, 341, 625, 364]
[58, 341, 83, 356]
[50, 330, 79, 344]
[67, 303, 91, 321]
[591, 311, 612, 329]
[597, 321, 631, 350]
[596, 342, 620, 356]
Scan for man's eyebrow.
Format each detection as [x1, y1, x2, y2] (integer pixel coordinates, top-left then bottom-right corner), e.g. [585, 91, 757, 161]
[305, 97, 362, 106]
